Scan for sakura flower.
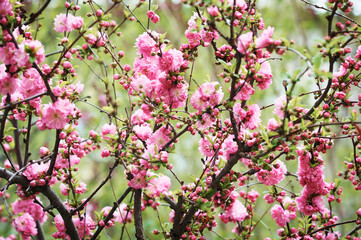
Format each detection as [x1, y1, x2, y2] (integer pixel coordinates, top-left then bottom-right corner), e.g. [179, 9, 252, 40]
[39, 98, 76, 130]
[158, 49, 184, 72]
[12, 198, 47, 224]
[237, 32, 253, 54]
[0, 0, 12, 16]
[147, 175, 171, 197]
[101, 123, 117, 140]
[256, 160, 287, 186]
[12, 213, 37, 240]
[219, 199, 248, 223]
[199, 137, 215, 157]
[255, 26, 274, 49]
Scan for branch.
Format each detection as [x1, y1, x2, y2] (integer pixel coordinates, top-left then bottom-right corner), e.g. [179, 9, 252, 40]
[0, 167, 80, 240]
[134, 189, 145, 240]
[90, 187, 132, 239]
[46, 129, 61, 176]
[23, 0, 52, 25]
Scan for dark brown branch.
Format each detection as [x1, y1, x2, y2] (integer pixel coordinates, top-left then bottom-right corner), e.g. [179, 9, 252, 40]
[71, 161, 119, 214]
[134, 189, 145, 240]
[36, 220, 45, 240]
[90, 187, 132, 240]
[23, 0, 52, 25]
[46, 129, 61, 176]
[0, 167, 80, 240]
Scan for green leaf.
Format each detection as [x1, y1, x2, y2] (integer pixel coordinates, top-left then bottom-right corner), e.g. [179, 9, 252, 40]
[313, 53, 322, 70]
[203, 189, 217, 199]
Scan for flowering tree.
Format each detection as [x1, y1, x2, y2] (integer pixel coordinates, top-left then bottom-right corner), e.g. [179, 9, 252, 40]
[0, 0, 361, 239]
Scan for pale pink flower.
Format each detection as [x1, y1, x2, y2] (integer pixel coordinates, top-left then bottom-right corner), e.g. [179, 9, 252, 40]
[234, 80, 255, 101]
[256, 59, 273, 90]
[135, 31, 159, 57]
[101, 123, 117, 140]
[134, 124, 152, 141]
[199, 138, 215, 157]
[271, 205, 289, 227]
[20, 68, 46, 99]
[147, 175, 171, 196]
[158, 49, 184, 72]
[268, 118, 279, 131]
[207, 6, 219, 17]
[0, 0, 12, 16]
[237, 32, 253, 54]
[128, 169, 147, 189]
[130, 74, 152, 96]
[219, 199, 248, 223]
[12, 213, 37, 240]
[146, 126, 171, 149]
[256, 160, 287, 186]
[12, 198, 47, 224]
[227, 0, 247, 8]
[0, 64, 19, 95]
[255, 26, 274, 49]
[274, 95, 287, 119]
[40, 98, 76, 130]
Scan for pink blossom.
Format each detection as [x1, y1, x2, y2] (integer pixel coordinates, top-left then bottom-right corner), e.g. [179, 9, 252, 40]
[147, 11, 159, 24]
[191, 82, 224, 111]
[131, 109, 151, 125]
[207, 6, 219, 17]
[219, 199, 248, 223]
[22, 162, 48, 182]
[256, 160, 287, 186]
[134, 124, 152, 141]
[147, 175, 171, 196]
[12, 198, 48, 224]
[0, 0, 12, 16]
[75, 182, 87, 194]
[101, 123, 117, 140]
[222, 135, 239, 160]
[130, 74, 152, 96]
[128, 168, 147, 189]
[271, 205, 289, 227]
[199, 137, 215, 157]
[12, 213, 37, 240]
[256, 59, 273, 90]
[53, 214, 96, 239]
[54, 14, 83, 33]
[101, 203, 132, 224]
[333, 65, 347, 78]
[268, 118, 279, 131]
[134, 56, 163, 80]
[14, 44, 30, 67]
[185, 30, 201, 49]
[25, 40, 45, 64]
[146, 126, 171, 149]
[135, 31, 159, 57]
[274, 95, 287, 119]
[0, 64, 19, 95]
[0, 43, 15, 65]
[227, 0, 247, 8]
[296, 149, 329, 215]
[234, 103, 261, 130]
[237, 32, 253, 54]
[20, 68, 46, 99]
[155, 81, 188, 109]
[39, 98, 76, 130]
[255, 26, 274, 49]
[234, 80, 255, 101]
[158, 49, 184, 72]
